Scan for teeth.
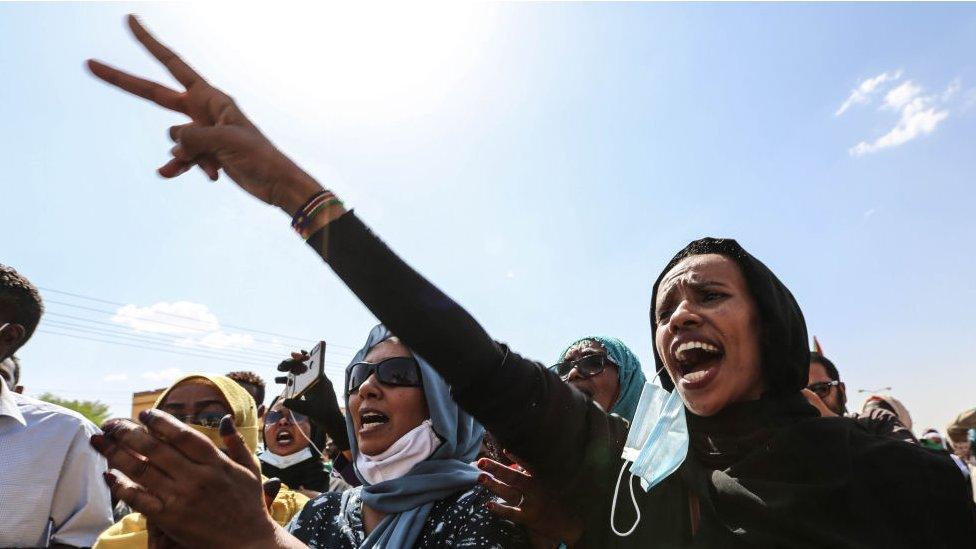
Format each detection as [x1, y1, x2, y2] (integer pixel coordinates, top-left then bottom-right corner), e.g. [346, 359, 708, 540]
[683, 369, 710, 382]
[361, 412, 388, 425]
[675, 341, 721, 360]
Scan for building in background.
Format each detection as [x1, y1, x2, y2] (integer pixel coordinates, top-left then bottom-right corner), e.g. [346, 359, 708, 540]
[131, 388, 165, 420]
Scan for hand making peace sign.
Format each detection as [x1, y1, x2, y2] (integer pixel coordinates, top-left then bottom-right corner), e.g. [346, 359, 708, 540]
[87, 15, 331, 217]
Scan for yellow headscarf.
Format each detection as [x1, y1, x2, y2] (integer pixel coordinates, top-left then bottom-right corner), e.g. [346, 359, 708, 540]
[94, 374, 307, 549]
[152, 374, 261, 453]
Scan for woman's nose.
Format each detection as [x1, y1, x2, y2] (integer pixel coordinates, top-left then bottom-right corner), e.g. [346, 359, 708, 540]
[564, 366, 583, 382]
[357, 373, 382, 399]
[668, 300, 702, 332]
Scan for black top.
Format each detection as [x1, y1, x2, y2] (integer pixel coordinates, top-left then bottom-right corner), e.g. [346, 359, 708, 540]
[260, 454, 332, 493]
[307, 214, 976, 547]
[286, 484, 529, 548]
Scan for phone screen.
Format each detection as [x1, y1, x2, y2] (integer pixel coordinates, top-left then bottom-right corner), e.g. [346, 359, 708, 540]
[283, 341, 325, 399]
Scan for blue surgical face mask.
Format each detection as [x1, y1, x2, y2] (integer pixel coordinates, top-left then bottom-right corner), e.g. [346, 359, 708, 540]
[611, 381, 689, 537]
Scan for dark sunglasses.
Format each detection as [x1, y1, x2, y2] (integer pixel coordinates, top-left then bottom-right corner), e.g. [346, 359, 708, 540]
[170, 411, 227, 429]
[807, 380, 840, 398]
[264, 409, 308, 425]
[553, 354, 615, 380]
[347, 356, 423, 395]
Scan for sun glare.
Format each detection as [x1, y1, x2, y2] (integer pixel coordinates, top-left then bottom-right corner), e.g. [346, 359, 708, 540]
[175, 4, 497, 124]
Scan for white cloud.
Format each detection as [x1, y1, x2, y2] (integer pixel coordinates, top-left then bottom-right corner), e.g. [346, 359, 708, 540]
[863, 208, 876, 219]
[941, 78, 961, 102]
[840, 72, 962, 157]
[883, 81, 922, 110]
[850, 92, 949, 157]
[835, 70, 902, 116]
[175, 332, 255, 350]
[112, 300, 254, 350]
[140, 368, 184, 382]
[102, 373, 128, 382]
[113, 301, 219, 335]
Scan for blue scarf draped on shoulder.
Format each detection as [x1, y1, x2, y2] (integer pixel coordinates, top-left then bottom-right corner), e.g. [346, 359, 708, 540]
[556, 335, 647, 422]
[343, 324, 484, 549]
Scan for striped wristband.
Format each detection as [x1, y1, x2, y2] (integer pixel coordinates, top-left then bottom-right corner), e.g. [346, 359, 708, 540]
[292, 190, 343, 238]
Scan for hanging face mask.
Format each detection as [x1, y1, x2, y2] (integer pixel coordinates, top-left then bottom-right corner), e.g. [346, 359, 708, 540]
[259, 447, 315, 469]
[355, 419, 442, 485]
[611, 381, 689, 537]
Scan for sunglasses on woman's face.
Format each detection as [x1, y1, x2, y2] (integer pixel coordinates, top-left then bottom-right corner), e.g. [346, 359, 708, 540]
[171, 411, 228, 429]
[264, 409, 308, 425]
[553, 354, 614, 380]
[347, 356, 423, 395]
[807, 380, 840, 398]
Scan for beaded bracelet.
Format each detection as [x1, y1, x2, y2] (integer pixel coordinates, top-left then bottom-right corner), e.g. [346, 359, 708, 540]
[292, 190, 343, 239]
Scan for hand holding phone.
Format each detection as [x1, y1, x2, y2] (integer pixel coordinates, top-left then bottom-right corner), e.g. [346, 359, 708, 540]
[275, 343, 350, 452]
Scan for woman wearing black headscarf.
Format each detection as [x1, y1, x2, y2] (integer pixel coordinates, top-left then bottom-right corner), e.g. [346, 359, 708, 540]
[88, 20, 976, 548]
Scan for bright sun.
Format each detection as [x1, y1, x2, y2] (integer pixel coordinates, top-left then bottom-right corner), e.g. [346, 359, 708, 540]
[163, 4, 497, 124]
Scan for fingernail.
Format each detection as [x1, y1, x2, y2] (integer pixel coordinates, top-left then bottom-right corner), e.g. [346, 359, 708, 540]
[218, 414, 235, 436]
[139, 409, 153, 424]
[103, 420, 124, 438]
[263, 478, 282, 498]
[486, 501, 496, 510]
[477, 474, 488, 484]
[90, 434, 106, 450]
[103, 471, 117, 485]
[477, 458, 487, 468]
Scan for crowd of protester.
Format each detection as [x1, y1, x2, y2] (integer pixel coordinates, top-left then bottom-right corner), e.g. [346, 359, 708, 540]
[3, 15, 976, 548]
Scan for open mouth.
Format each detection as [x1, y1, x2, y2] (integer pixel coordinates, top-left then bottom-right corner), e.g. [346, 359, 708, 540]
[672, 340, 724, 387]
[275, 430, 295, 445]
[359, 409, 390, 434]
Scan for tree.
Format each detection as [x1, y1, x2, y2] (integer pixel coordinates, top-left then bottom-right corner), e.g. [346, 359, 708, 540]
[37, 392, 112, 425]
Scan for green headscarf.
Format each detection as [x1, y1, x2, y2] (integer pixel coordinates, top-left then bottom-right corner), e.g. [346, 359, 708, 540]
[556, 336, 647, 422]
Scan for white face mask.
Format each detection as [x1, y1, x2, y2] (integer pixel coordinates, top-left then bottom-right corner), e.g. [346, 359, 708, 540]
[355, 419, 441, 485]
[259, 447, 316, 469]
[611, 381, 689, 537]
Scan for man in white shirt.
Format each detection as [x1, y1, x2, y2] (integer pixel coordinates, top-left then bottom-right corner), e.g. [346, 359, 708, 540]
[0, 264, 113, 547]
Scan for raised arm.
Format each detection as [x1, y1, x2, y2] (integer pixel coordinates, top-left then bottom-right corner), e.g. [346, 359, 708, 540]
[89, 16, 626, 498]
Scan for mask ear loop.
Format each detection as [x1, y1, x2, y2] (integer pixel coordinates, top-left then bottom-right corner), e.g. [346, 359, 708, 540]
[610, 460, 640, 537]
[651, 364, 668, 385]
[610, 363, 670, 537]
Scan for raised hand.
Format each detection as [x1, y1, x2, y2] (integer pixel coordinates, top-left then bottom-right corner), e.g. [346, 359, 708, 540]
[277, 351, 351, 453]
[88, 15, 325, 214]
[89, 411, 302, 548]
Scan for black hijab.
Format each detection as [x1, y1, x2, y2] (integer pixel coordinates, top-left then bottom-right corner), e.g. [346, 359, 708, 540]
[649, 237, 809, 395]
[632, 238, 976, 546]
[260, 396, 331, 492]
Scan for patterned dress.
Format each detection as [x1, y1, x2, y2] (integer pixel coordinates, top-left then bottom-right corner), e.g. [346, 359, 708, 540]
[287, 484, 529, 548]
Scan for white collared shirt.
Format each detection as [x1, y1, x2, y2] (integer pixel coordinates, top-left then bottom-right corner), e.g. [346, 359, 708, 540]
[0, 378, 113, 547]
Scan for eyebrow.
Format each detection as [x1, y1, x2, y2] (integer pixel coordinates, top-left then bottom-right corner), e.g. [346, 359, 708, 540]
[194, 399, 228, 408]
[161, 399, 227, 410]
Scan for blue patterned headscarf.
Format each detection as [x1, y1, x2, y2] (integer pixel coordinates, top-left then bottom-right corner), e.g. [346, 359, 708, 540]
[555, 335, 647, 422]
[344, 324, 484, 549]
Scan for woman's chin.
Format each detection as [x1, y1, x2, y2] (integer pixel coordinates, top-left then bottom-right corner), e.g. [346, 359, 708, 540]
[681, 393, 726, 417]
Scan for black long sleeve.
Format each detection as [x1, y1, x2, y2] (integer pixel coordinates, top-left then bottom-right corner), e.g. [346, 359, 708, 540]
[306, 213, 629, 507]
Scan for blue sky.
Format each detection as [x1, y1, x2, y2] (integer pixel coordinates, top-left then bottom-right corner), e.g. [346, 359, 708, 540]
[2, 3, 975, 433]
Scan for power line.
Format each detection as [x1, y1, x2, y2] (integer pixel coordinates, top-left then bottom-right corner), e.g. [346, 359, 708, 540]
[43, 318, 289, 360]
[39, 286, 362, 352]
[42, 311, 360, 363]
[37, 329, 270, 368]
